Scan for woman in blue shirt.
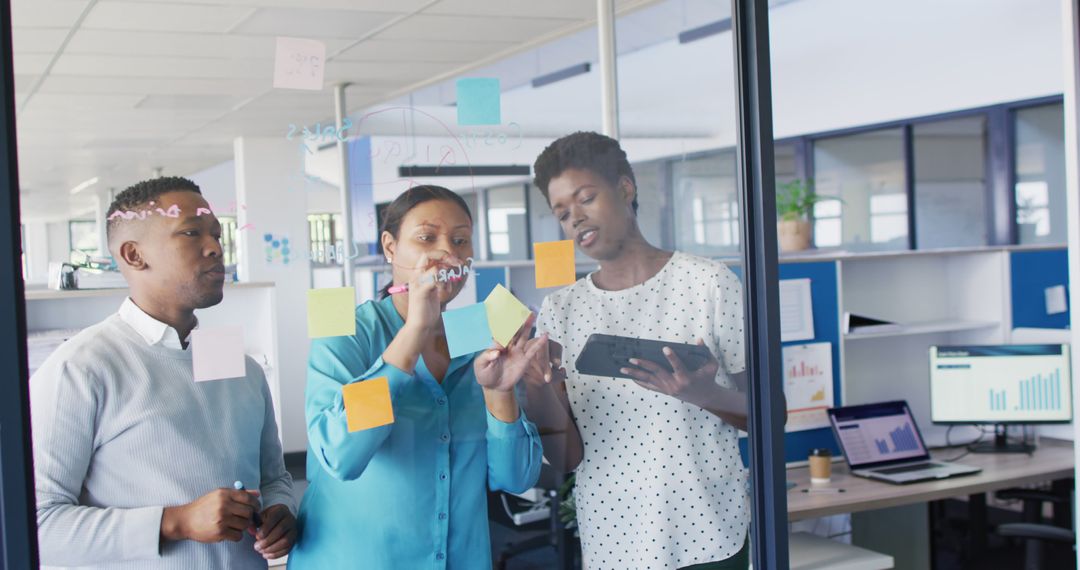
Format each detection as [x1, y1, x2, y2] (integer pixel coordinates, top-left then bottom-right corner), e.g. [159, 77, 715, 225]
[289, 186, 545, 569]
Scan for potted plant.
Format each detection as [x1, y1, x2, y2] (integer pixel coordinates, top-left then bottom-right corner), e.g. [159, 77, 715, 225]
[776, 179, 836, 253]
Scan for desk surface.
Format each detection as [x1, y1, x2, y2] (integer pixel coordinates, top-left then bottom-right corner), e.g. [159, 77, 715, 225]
[786, 438, 1075, 521]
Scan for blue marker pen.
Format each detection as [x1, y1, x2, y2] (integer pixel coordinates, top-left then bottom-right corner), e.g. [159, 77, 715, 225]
[233, 481, 263, 527]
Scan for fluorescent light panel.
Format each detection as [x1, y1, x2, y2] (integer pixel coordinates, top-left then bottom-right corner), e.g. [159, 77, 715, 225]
[531, 62, 590, 88]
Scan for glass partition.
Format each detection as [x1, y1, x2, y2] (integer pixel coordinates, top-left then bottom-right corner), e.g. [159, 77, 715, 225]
[1014, 103, 1067, 245]
[8, 1, 789, 569]
[913, 116, 989, 249]
[812, 128, 908, 252]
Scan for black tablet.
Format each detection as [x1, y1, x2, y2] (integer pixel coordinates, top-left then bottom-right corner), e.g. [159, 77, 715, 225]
[574, 333, 713, 379]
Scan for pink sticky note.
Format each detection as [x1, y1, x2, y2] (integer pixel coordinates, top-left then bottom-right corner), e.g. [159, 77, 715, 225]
[191, 327, 246, 382]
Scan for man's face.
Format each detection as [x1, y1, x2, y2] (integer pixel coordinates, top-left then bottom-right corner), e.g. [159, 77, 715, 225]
[547, 167, 636, 261]
[117, 191, 226, 310]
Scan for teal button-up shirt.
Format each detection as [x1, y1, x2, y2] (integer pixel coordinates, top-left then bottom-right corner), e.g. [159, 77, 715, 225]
[288, 296, 543, 570]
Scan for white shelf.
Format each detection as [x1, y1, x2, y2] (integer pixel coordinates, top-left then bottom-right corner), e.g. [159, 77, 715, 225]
[844, 320, 999, 340]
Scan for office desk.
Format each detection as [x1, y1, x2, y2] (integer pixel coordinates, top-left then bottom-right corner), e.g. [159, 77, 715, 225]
[786, 437, 1074, 521]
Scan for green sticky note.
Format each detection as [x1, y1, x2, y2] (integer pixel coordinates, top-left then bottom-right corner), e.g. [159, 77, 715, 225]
[484, 284, 531, 347]
[307, 287, 356, 338]
[456, 78, 501, 125]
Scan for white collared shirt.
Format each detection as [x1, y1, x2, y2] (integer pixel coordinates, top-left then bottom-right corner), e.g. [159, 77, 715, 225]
[117, 297, 196, 349]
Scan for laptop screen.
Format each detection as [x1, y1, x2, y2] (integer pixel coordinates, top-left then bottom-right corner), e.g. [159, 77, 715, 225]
[828, 401, 929, 468]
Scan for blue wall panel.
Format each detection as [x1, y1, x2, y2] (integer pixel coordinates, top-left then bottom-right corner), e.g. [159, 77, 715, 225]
[1011, 248, 1069, 330]
[475, 266, 506, 303]
[733, 261, 843, 465]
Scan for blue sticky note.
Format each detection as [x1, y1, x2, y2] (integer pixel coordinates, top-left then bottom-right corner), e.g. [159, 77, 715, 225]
[442, 303, 494, 358]
[456, 78, 501, 125]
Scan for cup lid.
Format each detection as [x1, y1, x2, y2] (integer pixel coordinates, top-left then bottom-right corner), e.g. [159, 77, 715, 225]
[809, 448, 832, 457]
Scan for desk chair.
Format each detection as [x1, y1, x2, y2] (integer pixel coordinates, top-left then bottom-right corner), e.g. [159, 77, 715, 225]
[994, 479, 1075, 570]
[490, 467, 578, 570]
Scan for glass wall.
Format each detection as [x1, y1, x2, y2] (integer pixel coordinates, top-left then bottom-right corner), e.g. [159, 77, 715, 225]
[672, 151, 740, 256]
[67, 220, 99, 257]
[485, 183, 528, 261]
[812, 128, 908, 251]
[913, 116, 989, 249]
[1014, 103, 1067, 245]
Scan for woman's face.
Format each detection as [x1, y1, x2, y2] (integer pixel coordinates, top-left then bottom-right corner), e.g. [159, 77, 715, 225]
[383, 199, 474, 304]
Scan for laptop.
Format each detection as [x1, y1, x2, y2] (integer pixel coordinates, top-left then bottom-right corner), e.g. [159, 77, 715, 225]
[827, 401, 981, 484]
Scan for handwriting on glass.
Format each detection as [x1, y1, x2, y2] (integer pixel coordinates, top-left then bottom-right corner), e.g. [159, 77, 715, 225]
[419, 258, 475, 284]
[286, 118, 352, 143]
[107, 202, 181, 221]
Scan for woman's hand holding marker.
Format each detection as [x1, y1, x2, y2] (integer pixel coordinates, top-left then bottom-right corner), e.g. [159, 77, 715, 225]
[404, 252, 459, 333]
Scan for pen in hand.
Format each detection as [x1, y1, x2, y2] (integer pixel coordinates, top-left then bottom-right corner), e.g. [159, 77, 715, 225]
[234, 481, 263, 527]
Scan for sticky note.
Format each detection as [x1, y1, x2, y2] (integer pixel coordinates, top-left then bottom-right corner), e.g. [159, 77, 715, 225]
[1045, 284, 1068, 315]
[273, 37, 326, 91]
[533, 240, 576, 288]
[343, 377, 394, 432]
[442, 303, 493, 358]
[307, 287, 356, 338]
[191, 326, 246, 382]
[484, 284, 531, 347]
[456, 78, 501, 125]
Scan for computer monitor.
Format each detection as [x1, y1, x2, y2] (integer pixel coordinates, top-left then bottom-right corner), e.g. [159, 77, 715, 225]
[929, 344, 1073, 452]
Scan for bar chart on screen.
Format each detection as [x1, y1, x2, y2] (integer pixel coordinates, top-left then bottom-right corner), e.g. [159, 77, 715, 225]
[930, 345, 1073, 423]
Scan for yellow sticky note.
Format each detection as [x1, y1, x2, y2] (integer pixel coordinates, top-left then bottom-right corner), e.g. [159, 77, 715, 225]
[307, 287, 356, 338]
[484, 285, 532, 347]
[534, 240, 576, 288]
[343, 377, 394, 432]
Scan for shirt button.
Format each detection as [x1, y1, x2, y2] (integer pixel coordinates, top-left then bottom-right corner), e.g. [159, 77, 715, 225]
[439, 472, 447, 481]
[437, 397, 446, 405]
[440, 433, 450, 442]
[436, 553, 445, 561]
[439, 512, 447, 520]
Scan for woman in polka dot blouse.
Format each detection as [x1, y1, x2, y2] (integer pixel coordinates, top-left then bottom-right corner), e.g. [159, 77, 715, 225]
[524, 132, 783, 570]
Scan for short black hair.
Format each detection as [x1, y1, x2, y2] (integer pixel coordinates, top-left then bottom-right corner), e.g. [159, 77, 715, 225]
[532, 131, 637, 213]
[106, 176, 202, 242]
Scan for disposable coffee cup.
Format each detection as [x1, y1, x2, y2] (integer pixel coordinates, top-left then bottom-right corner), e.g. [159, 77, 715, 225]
[808, 448, 832, 484]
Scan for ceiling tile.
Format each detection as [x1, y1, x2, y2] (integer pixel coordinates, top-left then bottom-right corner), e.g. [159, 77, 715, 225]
[335, 38, 516, 63]
[37, 75, 267, 96]
[26, 93, 145, 110]
[376, 14, 576, 43]
[230, 8, 399, 40]
[12, 28, 69, 54]
[424, 0, 596, 20]
[67, 30, 354, 59]
[324, 60, 450, 84]
[51, 54, 273, 79]
[14, 73, 39, 93]
[98, 0, 429, 13]
[13, 54, 51, 76]
[82, 2, 255, 33]
[136, 94, 243, 111]
[12, 0, 90, 28]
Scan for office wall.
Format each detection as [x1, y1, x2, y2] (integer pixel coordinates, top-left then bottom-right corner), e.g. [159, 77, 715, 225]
[45, 222, 67, 268]
[22, 222, 49, 284]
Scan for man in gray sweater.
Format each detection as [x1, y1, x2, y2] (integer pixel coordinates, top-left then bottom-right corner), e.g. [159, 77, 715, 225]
[31, 177, 296, 569]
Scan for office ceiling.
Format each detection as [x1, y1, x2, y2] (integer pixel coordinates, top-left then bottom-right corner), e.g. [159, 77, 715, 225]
[10, 0, 665, 219]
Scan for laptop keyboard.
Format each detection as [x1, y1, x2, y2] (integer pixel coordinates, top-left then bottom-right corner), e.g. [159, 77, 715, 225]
[875, 463, 938, 475]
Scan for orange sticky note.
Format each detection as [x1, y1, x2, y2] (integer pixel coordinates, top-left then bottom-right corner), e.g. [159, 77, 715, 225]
[533, 239, 576, 288]
[343, 377, 394, 432]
